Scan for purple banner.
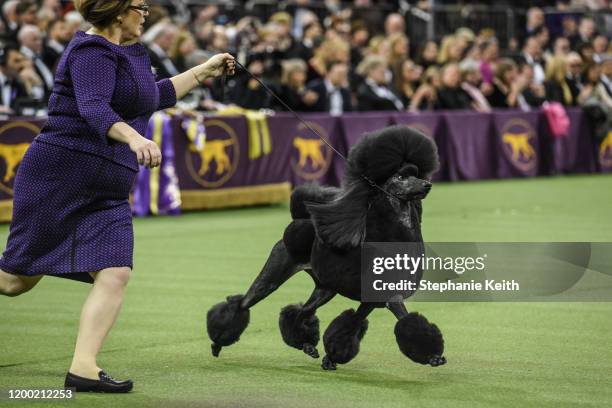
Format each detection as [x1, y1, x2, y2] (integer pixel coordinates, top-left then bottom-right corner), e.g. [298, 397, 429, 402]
[0, 118, 46, 201]
[493, 111, 541, 178]
[270, 113, 342, 186]
[442, 111, 496, 180]
[597, 130, 612, 173]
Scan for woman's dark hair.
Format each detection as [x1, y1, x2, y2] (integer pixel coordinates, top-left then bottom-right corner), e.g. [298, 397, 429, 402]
[75, 0, 132, 28]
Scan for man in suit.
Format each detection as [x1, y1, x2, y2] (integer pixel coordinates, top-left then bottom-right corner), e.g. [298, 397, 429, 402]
[43, 18, 71, 72]
[356, 55, 404, 112]
[18, 25, 54, 101]
[515, 35, 546, 85]
[0, 44, 32, 114]
[304, 60, 353, 115]
[144, 22, 179, 80]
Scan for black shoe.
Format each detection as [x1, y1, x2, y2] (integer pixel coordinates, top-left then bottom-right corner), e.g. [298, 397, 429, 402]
[64, 370, 133, 393]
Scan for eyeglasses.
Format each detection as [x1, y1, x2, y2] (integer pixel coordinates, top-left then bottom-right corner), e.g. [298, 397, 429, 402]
[128, 4, 150, 15]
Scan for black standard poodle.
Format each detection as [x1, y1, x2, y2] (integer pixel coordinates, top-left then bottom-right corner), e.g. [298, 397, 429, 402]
[206, 125, 446, 370]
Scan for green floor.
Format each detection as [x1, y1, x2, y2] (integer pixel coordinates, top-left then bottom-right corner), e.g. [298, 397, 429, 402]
[1, 175, 612, 407]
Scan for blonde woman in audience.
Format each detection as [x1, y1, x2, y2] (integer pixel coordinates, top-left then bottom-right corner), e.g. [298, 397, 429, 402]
[409, 66, 441, 111]
[544, 56, 577, 106]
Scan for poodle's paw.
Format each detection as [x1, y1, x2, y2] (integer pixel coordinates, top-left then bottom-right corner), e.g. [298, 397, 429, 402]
[303, 343, 320, 358]
[428, 355, 446, 367]
[321, 355, 337, 371]
[211, 343, 222, 357]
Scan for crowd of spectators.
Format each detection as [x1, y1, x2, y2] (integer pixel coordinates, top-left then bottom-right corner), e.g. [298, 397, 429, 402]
[0, 0, 611, 116]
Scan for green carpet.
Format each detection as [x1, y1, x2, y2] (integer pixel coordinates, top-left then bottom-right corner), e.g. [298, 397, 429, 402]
[1, 175, 612, 408]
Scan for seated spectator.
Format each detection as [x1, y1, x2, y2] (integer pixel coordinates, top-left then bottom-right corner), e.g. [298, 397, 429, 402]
[516, 36, 546, 85]
[18, 25, 53, 100]
[356, 55, 404, 111]
[393, 59, 423, 107]
[304, 60, 352, 115]
[409, 66, 440, 111]
[231, 54, 272, 110]
[544, 56, 578, 106]
[518, 63, 546, 108]
[596, 55, 612, 108]
[592, 34, 610, 63]
[144, 22, 180, 80]
[0, 43, 38, 114]
[1, 1, 20, 43]
[459, 59, 492, 112]
[272, 59, 317, 112]
[436, 62, 473, 110]
[307, 37, 350, 83]
[169, 29, 198, 73]
[487, 58, 528, 108]
[290, 21, 323, 62]
[565, 51, 584, 98]
[437, 35, 466, 65]
[417, 40, 439, 70]
[479, 39, 499, 85]
[552, 36, 571, 57]
[42, 18, 70, 72]
[388, 33, 410, 87]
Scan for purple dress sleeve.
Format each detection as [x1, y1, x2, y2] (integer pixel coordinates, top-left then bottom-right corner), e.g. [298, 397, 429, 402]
[68, 42, 124, 140]
[156, 78, 177, 110]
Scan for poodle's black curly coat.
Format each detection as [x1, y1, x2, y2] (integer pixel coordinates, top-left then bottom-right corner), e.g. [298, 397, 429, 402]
[207, 125, 446, 370]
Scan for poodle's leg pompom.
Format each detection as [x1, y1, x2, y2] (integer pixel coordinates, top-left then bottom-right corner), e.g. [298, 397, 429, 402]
[321, 309, 369, 370]
[206, 295, 250, 357]
[279, 304, 321, 358]
[394, 312, 446, 367]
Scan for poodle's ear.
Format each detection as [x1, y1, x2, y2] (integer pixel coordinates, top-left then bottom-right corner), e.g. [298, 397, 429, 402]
[305, 184, 370, 249]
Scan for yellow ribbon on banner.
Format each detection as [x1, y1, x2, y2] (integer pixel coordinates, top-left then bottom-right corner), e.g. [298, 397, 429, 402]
[217, 105, 271, 160]
[149, 112, 165, 215]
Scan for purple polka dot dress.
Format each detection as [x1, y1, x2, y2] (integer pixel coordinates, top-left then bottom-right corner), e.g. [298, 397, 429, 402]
[0, 31, 177, 283]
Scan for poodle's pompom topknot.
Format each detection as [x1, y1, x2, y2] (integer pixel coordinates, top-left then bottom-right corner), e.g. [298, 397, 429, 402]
[346, 125, 440, 186]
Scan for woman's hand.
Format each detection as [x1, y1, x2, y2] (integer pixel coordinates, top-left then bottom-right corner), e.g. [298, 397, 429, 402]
[129, 136, 162, 168]
[202, 53, 236, 79]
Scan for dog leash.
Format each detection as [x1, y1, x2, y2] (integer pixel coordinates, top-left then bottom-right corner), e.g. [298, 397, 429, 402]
[226, 60, 407, 203]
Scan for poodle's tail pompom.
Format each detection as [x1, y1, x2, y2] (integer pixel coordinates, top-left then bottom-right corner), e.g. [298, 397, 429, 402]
[279, 304, 320, 357]
[323, 309, 369, 365]
[394, 312, 446, 367]
[206, 295, 250, 357]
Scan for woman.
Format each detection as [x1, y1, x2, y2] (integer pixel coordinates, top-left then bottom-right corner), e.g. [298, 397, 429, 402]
[0, 0, 235, 393]
[409, 66, 440, 112]
[544, 56, 577, 106]
[393, 59, 423, 107]
[273, 58, 317, 112]
[487, 58, 528, 108]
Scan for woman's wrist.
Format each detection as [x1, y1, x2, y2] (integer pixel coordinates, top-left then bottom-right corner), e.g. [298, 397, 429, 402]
[191, 64, 211, 84]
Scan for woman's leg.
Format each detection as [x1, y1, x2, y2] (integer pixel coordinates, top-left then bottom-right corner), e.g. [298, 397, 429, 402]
[68, 267, 131, 379]
[0, 270, 43, 296]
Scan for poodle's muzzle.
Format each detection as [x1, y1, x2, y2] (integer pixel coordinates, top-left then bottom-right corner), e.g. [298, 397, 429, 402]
[384, 174, 432, 201]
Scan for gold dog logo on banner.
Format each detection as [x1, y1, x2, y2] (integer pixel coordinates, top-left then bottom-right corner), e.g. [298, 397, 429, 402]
[0, 121, 39, 195]
[599, 131, 612, 168]
[186, 119, 240, 188]
[501, 119, 537, 172]
[291, 121, 333, 180]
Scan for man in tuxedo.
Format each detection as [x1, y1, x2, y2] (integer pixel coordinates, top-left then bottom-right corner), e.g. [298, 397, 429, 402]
[18, 25, 54, 101]
[0, 44, 31, 114]
[43, 18, 71, 72]
[304, 60, 353, 115]
[515, 36, 546, 85]
[356, 55, 404, 112]
[145, 22, 179, 80]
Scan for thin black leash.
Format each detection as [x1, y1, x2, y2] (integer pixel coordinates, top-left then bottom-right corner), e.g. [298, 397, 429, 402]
[226, 60, 406, 203]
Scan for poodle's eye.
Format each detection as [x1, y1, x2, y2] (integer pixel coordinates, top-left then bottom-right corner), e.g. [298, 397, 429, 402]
[397, 174, 404, 180]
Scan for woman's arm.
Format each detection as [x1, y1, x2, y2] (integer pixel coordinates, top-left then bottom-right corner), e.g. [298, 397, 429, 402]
[170, 53, 236, 100]
[107, 122, 161, 168]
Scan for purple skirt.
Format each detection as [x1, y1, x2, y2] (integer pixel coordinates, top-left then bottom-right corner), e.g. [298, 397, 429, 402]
[0, 140, 137, 284]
